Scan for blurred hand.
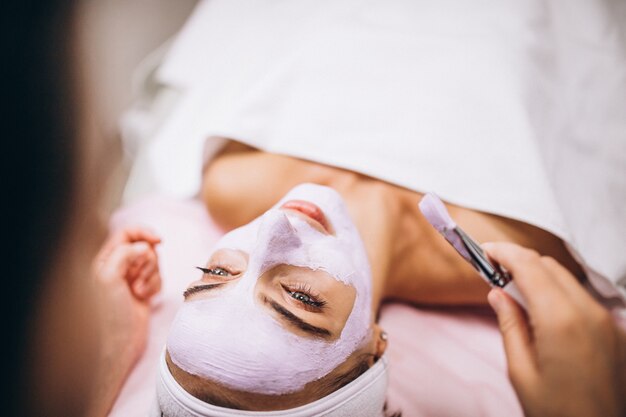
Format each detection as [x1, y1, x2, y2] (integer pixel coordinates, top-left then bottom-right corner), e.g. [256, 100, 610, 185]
[482, 242, 626, 417]
[90, 226, 162, 416]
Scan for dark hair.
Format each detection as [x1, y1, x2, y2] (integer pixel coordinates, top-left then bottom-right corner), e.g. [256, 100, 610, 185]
[6, 0, 79, 415]
[319, 354, 372, 393]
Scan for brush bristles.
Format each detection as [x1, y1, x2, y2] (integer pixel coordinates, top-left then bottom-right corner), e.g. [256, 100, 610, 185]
[418, 193, 457, 233]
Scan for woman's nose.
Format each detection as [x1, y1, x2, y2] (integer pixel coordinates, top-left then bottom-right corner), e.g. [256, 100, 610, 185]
[257, 210, 302, 251]
[240, 210, 302, 282]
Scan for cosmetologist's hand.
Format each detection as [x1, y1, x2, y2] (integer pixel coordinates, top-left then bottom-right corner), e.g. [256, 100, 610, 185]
[90, 226, 162, 417]
[482, 242, 626, 417]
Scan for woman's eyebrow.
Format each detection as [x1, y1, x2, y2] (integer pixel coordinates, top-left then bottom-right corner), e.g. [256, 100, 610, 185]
[263, 296, 332, 339]
[183, 283, 224, 299]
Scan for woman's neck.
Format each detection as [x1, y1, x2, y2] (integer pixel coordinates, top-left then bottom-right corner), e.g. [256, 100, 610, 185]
[334, 173, 585, 309]
[329, 177, 411, 312]
[332, 175, 495, 311]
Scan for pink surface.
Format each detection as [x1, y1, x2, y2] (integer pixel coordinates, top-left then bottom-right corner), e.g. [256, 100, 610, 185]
[108, 196, 522, 417]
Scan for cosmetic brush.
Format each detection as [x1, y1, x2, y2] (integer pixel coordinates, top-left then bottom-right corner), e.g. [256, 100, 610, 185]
[419, 193, 527, 309]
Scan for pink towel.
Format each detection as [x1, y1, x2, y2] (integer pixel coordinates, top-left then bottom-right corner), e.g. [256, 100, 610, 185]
[108, 196, 522, 417]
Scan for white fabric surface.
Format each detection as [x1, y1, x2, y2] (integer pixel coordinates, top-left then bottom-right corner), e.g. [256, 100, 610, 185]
[121, 0, 626, 304]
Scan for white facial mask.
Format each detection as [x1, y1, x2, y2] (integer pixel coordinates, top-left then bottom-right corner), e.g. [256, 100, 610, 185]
[167, 183, 372, 395]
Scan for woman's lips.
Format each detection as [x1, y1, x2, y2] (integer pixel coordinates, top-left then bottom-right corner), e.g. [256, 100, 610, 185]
[280, 200, 333, 234]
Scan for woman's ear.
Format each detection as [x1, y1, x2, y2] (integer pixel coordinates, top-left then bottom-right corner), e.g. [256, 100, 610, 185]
[372, 324, 388, 362]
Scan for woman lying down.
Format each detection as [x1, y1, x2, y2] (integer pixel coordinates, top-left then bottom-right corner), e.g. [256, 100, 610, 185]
[94, 141, 624, 416]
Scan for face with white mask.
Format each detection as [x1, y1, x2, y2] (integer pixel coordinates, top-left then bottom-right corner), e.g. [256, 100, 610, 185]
[165, 183, 385, 410]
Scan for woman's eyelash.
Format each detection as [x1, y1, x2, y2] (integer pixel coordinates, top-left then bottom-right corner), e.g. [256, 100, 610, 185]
[196, 266, 232, 277]
[282, 283, 327, 309]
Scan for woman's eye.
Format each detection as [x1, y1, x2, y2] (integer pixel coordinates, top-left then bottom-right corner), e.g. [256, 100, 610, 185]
[282, 285, 326, 308]
[292, 292, 313, 304]
[211, 267, 230, 276]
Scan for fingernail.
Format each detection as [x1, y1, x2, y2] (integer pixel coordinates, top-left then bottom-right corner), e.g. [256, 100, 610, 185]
[481, 242, 494, 252]
[487, 289, 502, 313]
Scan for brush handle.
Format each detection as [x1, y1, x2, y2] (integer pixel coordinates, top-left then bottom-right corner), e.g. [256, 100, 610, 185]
[503, 281, 527, 310]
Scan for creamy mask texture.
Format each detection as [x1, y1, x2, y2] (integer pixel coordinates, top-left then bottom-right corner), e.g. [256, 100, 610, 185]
[166, 183, 372, 395]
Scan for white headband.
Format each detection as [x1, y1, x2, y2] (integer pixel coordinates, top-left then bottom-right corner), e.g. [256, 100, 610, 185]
[152, 350, 389, 417]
